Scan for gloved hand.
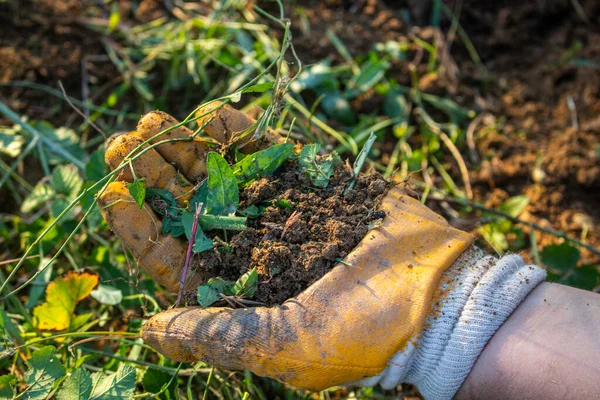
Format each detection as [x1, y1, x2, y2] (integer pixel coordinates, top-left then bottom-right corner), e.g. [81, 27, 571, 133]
[98, 103, 546, 400]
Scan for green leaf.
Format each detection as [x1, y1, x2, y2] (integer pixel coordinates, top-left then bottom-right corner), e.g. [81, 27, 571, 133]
[383, 89, 410, 120]
[182, 211, 214, 253]
[21, 182, 55, 213]
[242, 81, 275, 94]
[89, 364, 136, 400]
[52, 165, 83, 198]
[51, 197, 75, 220]
[290, 61, 336, 93]
[561, 264, 599, 290]
[0, 131, 25, 157]
[541, 243, 580, 272]
[233, 268, 258, 298]
[499, 195, 529, 218]
[0, 308, 22, 345]
[197, 278, 234, 308]
[421, 93, 472, 125]
[206, 152, 239, 216]
[198, 215, 247, 231]
[189, 181, 208, 210]
[346, 59, 388, 98]
[0, 374, 15, 400]
[56, 368, 92, 400]
[142, 368, 176, 399]
[274, 199, 293, 209]
[90, 285, 123, 306]
[239, 204, 265, 218]
[145, 188, 176, 210]
[232, 143, 294, 184]
[32, 122, 87, 166]
[24, 346, 66, 400]
[85, 147, 109, 181]
[299, 144, 341, 188]
[478, 224, 508, 253]
[126, 179, 146, 210]
[26, 258, 54, 309]
[321, 92, 355, 125]
[68, 313, 93, 331]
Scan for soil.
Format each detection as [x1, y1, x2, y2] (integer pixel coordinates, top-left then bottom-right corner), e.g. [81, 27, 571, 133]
[282, 0, 600, 265]
[185, 160, 391, 306]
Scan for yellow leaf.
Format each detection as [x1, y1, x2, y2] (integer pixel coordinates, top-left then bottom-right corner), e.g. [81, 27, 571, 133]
[33, 271, 99, 331]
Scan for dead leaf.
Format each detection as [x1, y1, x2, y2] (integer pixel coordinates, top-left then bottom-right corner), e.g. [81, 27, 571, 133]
[33, 271, 99, 331]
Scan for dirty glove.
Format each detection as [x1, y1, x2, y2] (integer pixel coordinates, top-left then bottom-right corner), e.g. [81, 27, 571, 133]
[98, 103, 546, 400]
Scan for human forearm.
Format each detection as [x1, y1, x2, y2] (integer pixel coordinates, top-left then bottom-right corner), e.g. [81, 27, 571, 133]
[456, 282, 600, 400]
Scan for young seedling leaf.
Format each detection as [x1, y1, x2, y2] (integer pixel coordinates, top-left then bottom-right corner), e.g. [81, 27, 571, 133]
[33, 271, 99, 331]
[541, 243, 580, 272]
[232, 143, 294, 184]
[233, 268, 258, 298]
[126, 178, 146, 210]
[344, 132, 376, 194]
[299, 144, 341, 188]
[182, 210, 214, 253]
[206, 152, 239, 215]
[90, 284, 123, 306]
[197, 278, 234, 308]
[89, 364, 136, 400]
[25, 346, 66, 400]
[56, 368, 92, 400]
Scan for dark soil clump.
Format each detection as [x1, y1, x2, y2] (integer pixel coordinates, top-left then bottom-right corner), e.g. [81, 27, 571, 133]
[189, 160, 391, 306]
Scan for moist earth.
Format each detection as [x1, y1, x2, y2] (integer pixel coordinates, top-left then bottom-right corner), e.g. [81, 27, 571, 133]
[186, 160, 391, 306]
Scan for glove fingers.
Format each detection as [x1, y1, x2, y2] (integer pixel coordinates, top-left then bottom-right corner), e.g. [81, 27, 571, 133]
[98, 181, 207, 291]
[141, 306, 279, 369]
[195, 101, 286, 153]
[136, 110, 209, 183]
[105, 131, 194, 206]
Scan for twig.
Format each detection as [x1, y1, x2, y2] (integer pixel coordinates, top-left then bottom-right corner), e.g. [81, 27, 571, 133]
[0, 255, 39, 266]
[176, 202, 202, 307]
[58, 81, 107, 140]
[281, 210, 302, 240]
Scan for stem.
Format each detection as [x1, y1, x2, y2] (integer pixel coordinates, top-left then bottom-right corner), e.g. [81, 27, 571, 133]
[176, 203, 202, 307]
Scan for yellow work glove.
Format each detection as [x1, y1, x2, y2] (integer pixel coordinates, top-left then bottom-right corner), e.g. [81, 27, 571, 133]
[98, 103, 546, 400]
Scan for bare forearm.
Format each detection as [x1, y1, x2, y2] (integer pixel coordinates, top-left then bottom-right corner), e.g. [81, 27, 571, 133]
[456, 282, 600, 400]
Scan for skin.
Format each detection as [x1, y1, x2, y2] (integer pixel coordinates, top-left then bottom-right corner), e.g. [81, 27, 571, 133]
[456, 282, 600, 400]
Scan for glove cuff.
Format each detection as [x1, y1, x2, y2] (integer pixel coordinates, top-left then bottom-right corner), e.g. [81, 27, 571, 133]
[355, 245, 546, 399]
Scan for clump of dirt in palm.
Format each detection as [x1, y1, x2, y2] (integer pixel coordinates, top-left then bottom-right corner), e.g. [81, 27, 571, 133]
[189, 160, 391, 306]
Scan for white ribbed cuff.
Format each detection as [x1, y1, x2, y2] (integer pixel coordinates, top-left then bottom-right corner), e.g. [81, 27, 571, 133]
[353, 246, 546, 400]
